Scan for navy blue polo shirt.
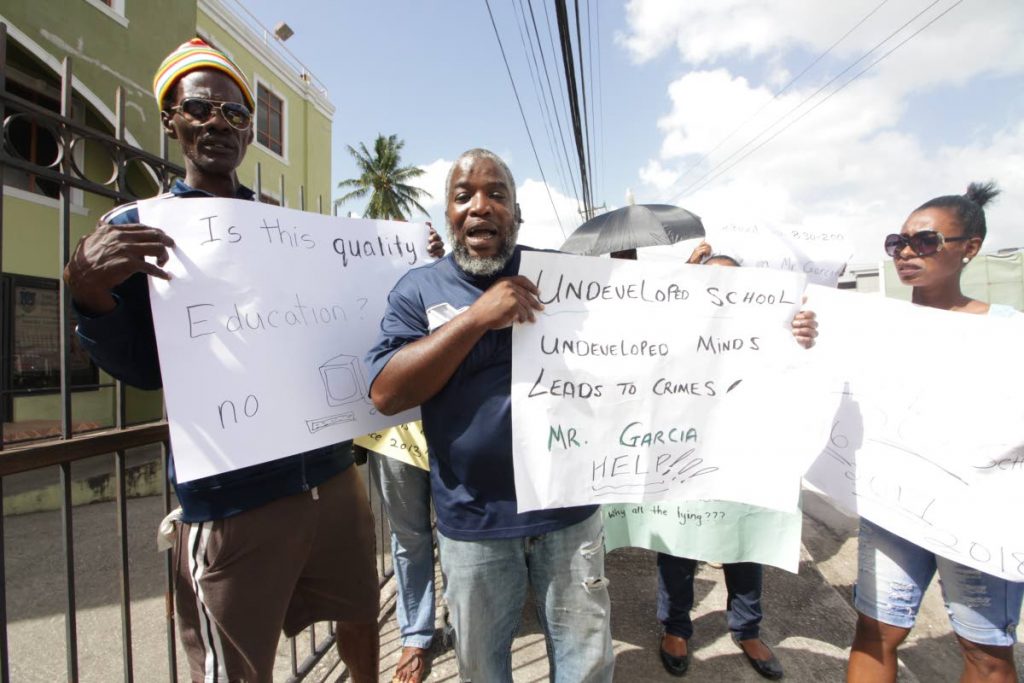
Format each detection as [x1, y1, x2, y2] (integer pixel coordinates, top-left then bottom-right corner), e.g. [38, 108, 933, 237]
[365, 245, 596, 540]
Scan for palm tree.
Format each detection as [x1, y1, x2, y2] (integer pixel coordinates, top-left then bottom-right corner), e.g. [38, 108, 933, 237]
[335, 134, 431, 220]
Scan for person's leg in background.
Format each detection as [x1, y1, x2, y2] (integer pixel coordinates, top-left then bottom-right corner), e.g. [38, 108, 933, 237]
[370, 453, 436, 682]
[656, 553, 697, 677]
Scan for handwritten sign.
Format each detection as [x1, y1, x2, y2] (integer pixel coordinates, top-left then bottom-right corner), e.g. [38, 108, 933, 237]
[354, 422, 429, 470]
[705, 223, 852, 286]
[511, 252, 837, 513]
[138, 197, 421, 482]
[803, 285, 1024, 581]
[603, 501, 802, 572]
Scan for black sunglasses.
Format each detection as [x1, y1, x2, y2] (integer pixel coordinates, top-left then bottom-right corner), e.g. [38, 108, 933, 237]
[169, 97, 252, 130]
[884, 230, 970, 258]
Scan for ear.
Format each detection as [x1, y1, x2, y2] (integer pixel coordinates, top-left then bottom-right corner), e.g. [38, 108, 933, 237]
[963, 236, 982, 261]
[514, 202, 523, 225]
[161, 110, 178, 139]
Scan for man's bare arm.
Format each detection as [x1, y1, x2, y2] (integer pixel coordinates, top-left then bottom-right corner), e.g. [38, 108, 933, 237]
[371, 276, 543, 414]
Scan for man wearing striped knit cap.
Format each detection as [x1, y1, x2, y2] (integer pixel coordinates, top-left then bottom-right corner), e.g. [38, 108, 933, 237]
[64, 38, 380, 683]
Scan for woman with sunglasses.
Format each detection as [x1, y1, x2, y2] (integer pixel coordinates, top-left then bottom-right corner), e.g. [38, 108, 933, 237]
[847, 182, 1022, 683]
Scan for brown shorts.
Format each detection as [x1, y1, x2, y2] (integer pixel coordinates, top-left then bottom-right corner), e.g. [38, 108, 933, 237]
[173, 465, 379, 683]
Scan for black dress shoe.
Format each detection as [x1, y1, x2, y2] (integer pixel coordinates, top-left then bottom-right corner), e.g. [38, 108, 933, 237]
[659, 636, 690, 677]
[736, 639, 784, 680]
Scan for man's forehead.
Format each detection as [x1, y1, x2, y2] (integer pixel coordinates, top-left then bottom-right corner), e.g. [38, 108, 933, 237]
[451, 156, 511, 188]
[177, 69, 244, 101]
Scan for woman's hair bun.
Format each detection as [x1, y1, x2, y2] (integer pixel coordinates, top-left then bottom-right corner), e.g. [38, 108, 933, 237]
[965, 181, 1000, 208]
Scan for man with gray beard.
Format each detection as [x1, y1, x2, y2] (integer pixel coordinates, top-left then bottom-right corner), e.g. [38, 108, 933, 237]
[364, 148, 614, 682]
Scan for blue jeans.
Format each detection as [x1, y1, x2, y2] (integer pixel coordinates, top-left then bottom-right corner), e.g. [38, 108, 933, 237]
[437, 511, 614, 683]
[855, 518, 1023, 647]
[370, 453, 435, 649]
[657, 553, 764, 641]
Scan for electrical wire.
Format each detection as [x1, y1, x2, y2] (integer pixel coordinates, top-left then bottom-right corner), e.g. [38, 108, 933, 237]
[684, 0, 964, 197]
[673, 0, 892, 187]
[674, 0, 949, 202]
[484, 0, 567, 237]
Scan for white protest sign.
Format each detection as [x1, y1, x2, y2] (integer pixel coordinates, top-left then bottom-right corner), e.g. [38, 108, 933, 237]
[704, 223, 852, 286]
[511, 251, 837, 513]
[138, 197, 421, 482]
[803, 285, 1024, 581]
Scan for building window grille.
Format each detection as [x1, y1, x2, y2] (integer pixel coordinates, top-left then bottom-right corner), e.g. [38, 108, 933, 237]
[256, 83, 284, 156]
[4, 80, 62, 199]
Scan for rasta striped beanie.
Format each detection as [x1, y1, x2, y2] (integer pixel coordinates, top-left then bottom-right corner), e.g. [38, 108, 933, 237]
[153, 38, 255, 111]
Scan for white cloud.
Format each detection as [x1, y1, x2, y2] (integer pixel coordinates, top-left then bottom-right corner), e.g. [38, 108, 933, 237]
[624, 1, 1024, 264]
[517, 178, 581, 250]
[638, 159, 681, 190]
[416, 157, 451, 219]
[620, 0, 1024, 76]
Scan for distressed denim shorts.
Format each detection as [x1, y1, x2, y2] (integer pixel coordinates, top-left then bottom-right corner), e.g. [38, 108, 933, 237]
[854, 518, 1023, 647]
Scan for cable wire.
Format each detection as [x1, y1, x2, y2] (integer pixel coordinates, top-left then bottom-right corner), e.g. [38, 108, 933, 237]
[484, 0, 567, 237]
[673, 0, 892, 187]
[674, 0, 948, 202]
[684, 0, 964, 197]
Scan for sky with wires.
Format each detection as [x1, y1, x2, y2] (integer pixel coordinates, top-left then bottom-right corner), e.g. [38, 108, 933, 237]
[235, 0, 1024, 267]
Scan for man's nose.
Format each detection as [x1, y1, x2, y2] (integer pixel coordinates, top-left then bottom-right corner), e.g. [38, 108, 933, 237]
[468, 192, 490, 214]
[204, 107, 232, 131]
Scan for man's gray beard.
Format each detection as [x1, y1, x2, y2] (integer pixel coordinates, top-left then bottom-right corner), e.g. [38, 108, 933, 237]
[448, 224, 519, 277]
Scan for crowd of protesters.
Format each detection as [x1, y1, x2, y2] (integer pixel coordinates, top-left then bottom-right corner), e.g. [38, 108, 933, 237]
[62, 38, 1020, 683]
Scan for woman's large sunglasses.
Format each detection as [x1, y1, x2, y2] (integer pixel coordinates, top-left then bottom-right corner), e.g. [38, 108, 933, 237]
[884, 230, 970, 257]
[168, 98, 253, 130]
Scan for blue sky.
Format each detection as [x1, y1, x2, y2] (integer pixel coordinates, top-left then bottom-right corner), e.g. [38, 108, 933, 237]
[236, 0, 1024, 266]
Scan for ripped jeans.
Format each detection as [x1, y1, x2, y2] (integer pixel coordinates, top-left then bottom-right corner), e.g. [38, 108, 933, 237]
[437, 511, 614, 682]
[855, 518, 1024, 647]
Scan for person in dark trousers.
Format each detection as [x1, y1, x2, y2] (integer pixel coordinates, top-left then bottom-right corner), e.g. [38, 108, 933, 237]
[656, 242, 817, 680]
[63, 38, 380, 683]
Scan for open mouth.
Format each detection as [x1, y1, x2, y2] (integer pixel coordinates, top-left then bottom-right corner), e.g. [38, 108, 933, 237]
[465, 224, 499, 246]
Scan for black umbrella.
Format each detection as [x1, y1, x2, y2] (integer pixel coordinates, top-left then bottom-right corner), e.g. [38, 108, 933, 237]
[559, 204, 705, 255]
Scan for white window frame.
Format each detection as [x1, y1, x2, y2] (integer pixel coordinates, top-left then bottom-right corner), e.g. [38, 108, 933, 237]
[82, 0, 128, 27]
[252, 76, 289, 164]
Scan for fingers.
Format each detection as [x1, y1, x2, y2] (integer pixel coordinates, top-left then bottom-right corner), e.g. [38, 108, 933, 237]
[506, 275, 541, 297]
[105, 223, 175, 247]
[138, 260, 172, 281]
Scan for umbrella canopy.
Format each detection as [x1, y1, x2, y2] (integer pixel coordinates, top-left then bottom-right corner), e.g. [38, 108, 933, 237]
[559, 204, 705, 256]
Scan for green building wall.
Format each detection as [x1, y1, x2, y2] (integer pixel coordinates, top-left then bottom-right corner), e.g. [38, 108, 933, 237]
[2, 0, 333, 443]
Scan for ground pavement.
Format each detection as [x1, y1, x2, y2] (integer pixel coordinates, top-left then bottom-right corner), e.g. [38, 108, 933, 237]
[3, 460, 1021, 681]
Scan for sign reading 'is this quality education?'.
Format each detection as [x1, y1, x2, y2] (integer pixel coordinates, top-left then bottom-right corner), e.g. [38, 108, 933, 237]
[511, 251, 838, 514]
[139, 197, 423, 482]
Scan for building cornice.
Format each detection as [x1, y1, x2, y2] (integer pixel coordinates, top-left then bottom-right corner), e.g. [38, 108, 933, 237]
[197, 0, 335, 120]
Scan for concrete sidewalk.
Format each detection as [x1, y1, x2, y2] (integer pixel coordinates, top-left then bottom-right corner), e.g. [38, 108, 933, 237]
[3, 479, 1021, 681]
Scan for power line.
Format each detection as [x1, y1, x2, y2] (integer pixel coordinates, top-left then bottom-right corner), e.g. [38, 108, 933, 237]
[594, 0, 606, 205]
[483, 0, 567, 237]
[573, 0, 595, 212]
[685, 0, 964, 197]
[554, 0, 594, 218]
[673, 0, 892, 188]
[528, 0, 582, 208]
[511, 0, 572, 199]
[674, 0, 947, 202]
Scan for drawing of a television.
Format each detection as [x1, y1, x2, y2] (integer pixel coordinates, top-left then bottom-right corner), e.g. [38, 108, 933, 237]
[319, 353, 372, 407]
